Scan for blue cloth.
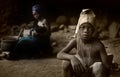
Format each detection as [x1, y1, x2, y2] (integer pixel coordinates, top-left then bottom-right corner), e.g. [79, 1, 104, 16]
[9, 34, 51, 59]
[32, 4, 41, 13]
[13, 36, 38, 58]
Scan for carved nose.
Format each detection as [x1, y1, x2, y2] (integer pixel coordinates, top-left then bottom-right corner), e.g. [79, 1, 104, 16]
[84, 28, 88, 33]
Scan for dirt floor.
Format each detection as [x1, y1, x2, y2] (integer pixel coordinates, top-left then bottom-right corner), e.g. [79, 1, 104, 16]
[0, 26, 120, 77]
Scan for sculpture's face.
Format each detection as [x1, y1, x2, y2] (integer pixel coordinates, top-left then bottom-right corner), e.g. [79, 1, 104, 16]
[79, 23, 94, 40]
[32, 11, 40, 20]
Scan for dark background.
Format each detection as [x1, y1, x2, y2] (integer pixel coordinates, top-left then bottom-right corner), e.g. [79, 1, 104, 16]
[0, 0, 120, 31]
[0, 0, 120, 25]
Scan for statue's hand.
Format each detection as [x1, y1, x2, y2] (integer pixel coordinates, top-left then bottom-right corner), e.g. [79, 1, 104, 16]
[70, 56, 85, 76]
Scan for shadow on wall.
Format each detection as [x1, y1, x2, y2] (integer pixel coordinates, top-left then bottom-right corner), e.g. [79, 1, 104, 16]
[96, 13, 120, 40]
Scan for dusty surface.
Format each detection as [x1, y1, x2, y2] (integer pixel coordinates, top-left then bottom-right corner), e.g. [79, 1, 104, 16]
[0, 58, 62, 77]
[0, 27, 120, 77]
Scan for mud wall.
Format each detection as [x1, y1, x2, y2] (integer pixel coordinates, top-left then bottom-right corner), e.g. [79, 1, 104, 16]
[0, 0, 120, 39]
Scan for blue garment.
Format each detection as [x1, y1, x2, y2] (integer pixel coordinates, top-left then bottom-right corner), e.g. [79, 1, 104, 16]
[32, 4, 41, 13]
[9, 17, 52, 59]
[9, 35, 51, 59]
[17, 36, 37, 49]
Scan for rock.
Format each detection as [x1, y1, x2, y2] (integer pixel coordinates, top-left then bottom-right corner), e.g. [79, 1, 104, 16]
[0, 51, 9, 60]
[99, 30, 109, 39]
[52, 42, 57, 47]
[109, 22, 120, 38]
[69, 25, 76, 30]
[56, 16, 68, 25]
[96, 15, 108, 31]
[50, 22, 59, 32]
[70, 16, 78, 25]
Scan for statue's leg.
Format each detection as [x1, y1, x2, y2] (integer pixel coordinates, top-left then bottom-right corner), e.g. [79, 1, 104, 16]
[91, 62, 110, 77]
[62, 60, 74, 77]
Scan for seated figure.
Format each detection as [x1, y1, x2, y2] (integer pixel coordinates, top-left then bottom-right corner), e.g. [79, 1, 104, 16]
[57, 9, 111, 77]
[9, 4, 52, 59]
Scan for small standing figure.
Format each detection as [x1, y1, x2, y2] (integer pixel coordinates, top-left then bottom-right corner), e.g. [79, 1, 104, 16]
[57, 9, 110, 77]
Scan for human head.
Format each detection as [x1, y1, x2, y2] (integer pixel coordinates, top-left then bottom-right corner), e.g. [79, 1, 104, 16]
[32, 4, 41, 20]
[77, 9, 96, 41]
